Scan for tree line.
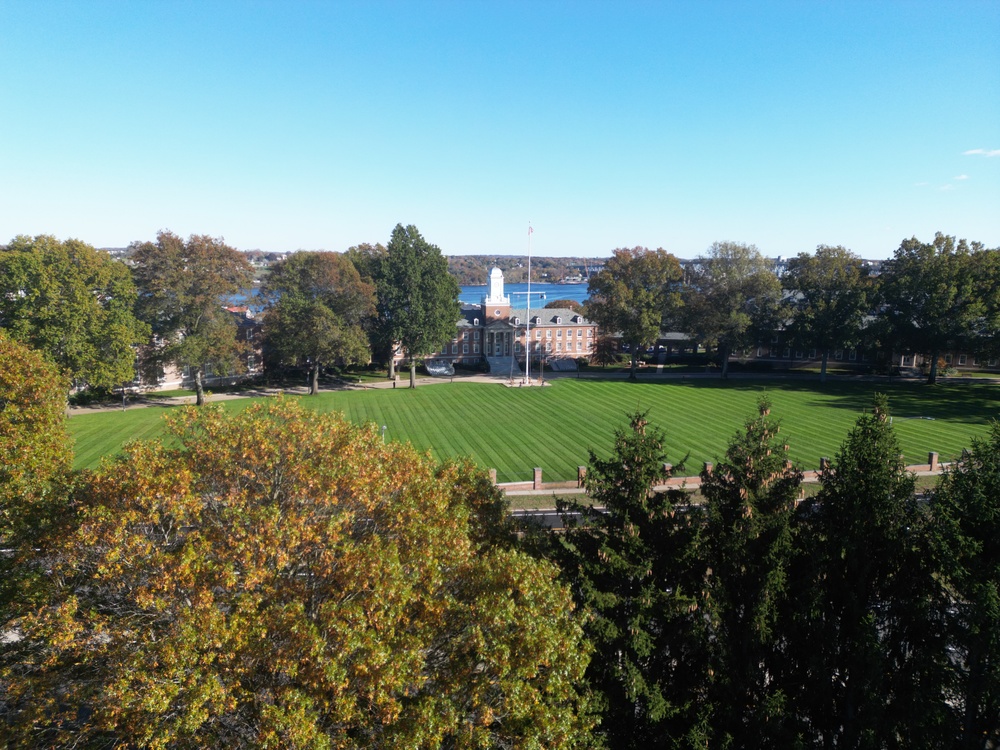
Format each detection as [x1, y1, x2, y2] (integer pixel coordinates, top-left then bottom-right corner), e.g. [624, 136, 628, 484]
[0, 224, 459, 402]
[2, 229, 997, 402]
[585, 234, 1000, 383]
[2, 331, 997, 747]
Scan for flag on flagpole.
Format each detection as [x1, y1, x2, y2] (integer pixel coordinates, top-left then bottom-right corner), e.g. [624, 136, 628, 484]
[528, 225, 533, 235]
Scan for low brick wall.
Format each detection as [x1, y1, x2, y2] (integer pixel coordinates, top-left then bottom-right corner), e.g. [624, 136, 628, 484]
[493, 451, 950, 495]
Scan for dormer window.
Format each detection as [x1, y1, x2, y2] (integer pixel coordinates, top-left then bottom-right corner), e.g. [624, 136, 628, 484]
[573, 314, 582, 323]
[514, 317, 520, 325]
[555, 316, 562, 325]
[494, 309, 502, 317]
[473, 318, 480, 326]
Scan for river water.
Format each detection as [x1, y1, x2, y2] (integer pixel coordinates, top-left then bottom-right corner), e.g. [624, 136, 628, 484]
[235, 282, 591, 310]
[459, 282, 589, 307]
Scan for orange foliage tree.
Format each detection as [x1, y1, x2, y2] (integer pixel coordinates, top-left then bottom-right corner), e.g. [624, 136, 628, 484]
[2, 398, 594, 748]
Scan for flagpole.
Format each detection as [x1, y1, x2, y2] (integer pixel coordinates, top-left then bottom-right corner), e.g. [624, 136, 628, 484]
[525, 223, 532, 384]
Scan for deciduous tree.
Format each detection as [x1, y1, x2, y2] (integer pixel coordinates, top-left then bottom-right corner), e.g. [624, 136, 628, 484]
[783, 245, 871, 381]
[130, 231, 254, 405]
[2, 399, 595, 748]
[261, 251, 375, 394]
[375, 225, 460, 387]
[586, 247, 682, 380]
[880, 233, 981, 384]
[682, 242, 782, 378]
[0, 235, 149, 390]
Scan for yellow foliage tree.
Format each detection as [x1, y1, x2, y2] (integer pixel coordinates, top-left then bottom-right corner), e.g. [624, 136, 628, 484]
[2, 398, 594, 748]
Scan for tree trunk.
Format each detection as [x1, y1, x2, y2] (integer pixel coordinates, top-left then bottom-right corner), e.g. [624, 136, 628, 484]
[310, 362, 320, 395]
[409, 358, 417, 389]
[629, 349, 638, 381]
[388, 353, 395, 379]
[928, 350, 939, 384]
[194, 367, 206, 406]
[820, 350, 829, 383]
[720, 343, 730, 379]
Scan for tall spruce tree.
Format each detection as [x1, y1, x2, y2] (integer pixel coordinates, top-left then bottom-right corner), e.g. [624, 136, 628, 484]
[700, 397, 801, 746]
[547, 412, 709, 748]
[790, 395, 947, 748]
[932, 423, 1000, 749]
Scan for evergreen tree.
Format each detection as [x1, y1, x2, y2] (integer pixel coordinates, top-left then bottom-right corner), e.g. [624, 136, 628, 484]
[548, 411, 709, 748]
[700, 397, 801, 746]
[790, 395, 947, 748]
[932, 423, 1000, 749]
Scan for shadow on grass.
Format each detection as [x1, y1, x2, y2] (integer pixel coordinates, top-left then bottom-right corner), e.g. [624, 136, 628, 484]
[624, 376, 1000, 426]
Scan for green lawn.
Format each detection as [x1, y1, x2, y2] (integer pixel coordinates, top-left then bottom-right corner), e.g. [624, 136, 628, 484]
[68, 379, 999, 483]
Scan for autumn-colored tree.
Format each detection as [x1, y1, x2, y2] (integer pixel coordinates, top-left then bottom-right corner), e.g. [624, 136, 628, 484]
[545, 298, 584, 314]
[0, 235, 149, 390]
[0, 335, 72, 631]
[2, 399, 594, 748]
[130, 231, 255, 405]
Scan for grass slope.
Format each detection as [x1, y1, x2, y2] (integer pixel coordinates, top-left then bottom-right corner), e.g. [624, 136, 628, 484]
[69, 379, 999, 483]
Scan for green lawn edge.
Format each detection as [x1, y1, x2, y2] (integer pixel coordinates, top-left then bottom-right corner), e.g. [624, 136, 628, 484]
[68, 379, 999, 483]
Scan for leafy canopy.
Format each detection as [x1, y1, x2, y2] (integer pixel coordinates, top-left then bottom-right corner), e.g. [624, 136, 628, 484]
[0, 234, 149, 389]
[3, 398, 594, 748]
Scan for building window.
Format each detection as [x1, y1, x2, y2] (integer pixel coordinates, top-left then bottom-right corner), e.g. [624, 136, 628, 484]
[959, 354, 967, 365]
[557, 342, 562, 351]
[576, 341, 582, 351]
[577, 328, 582, 337]
[757, 347, 763, 358]
[473, 330, 480, 340]
[808, 349, 816, 359]
[835, 349, 844, 360]
[546, 330, 552, 339]
[849, 349, 857, 361]
[536, 330, 542, 340]
[587, 329, 593, 337]
[945, 354, 952, 364]
[783, 348, 790, 358]
[474, 344, 480, 354]
[795, 350, 803, 359]
[556, 316, 562, 324]
[473, 318, 479, 326]
[902, 355, 912, 366]
[556, 329, 562, 338]
[451, 344, 457, 354]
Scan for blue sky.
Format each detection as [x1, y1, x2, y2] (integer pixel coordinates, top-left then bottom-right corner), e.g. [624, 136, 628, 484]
[2, 1, 998, 259]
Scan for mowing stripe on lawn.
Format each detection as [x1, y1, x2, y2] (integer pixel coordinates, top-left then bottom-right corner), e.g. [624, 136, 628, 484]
[67, 379, 1000, 482]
